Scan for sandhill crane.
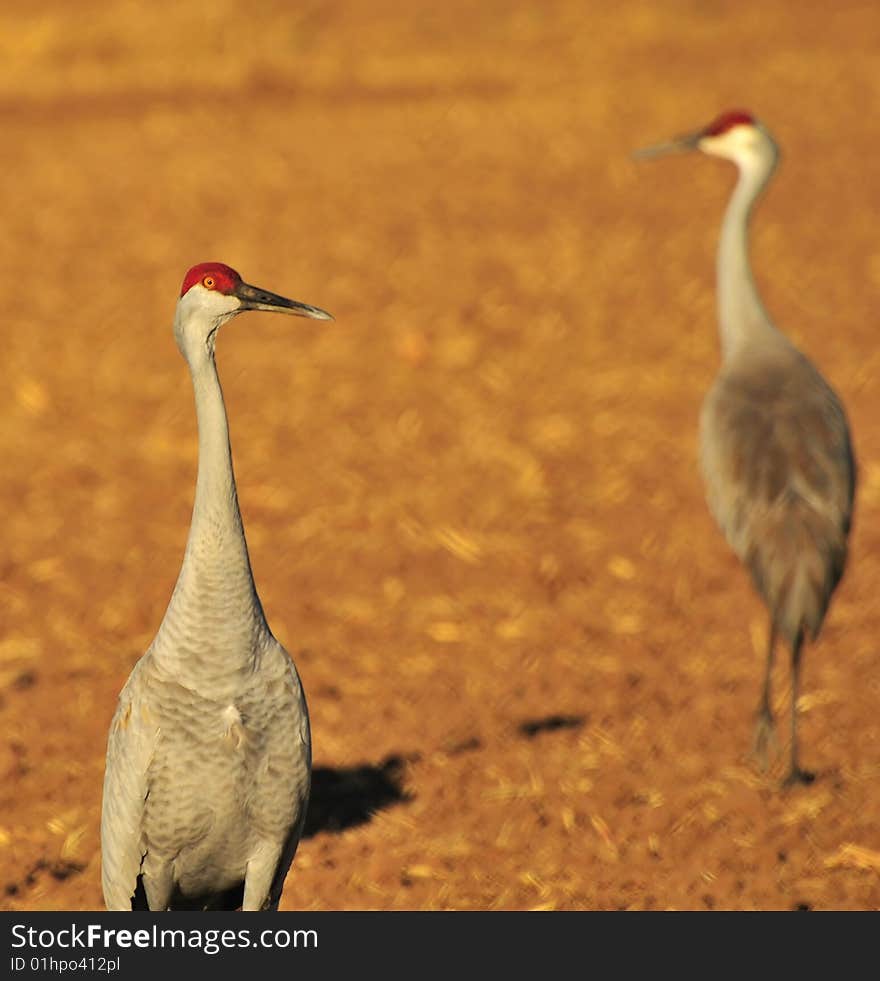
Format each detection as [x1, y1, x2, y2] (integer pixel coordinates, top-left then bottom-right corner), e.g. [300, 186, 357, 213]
[635, 111, 856, 785]
[101, 263, 332, 909]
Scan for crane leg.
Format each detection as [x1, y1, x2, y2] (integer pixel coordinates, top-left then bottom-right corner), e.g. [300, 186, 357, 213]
[784, 630, 814, 786]
[751, 618, 779, 770]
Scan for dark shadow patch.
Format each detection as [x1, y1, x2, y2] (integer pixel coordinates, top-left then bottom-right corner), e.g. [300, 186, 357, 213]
[303, 754, 415, 838]
[132, 877, 148, 910]
[444, 737, 482, 756]
[7, 858, 86, 897]
[12, 671, 37, 691]
[518, 714, 586, 739]
[8, 741, 28, 778]
[46, 860, 84, 882]
[137, 879, 247, 912]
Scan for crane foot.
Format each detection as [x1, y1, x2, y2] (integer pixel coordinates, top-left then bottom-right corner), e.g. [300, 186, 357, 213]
[783, 766, 815, 788]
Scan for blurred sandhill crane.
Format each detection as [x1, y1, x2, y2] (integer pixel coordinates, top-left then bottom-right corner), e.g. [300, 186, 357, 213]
[101, 263, 332, 909]
[635, 111, 856, 785]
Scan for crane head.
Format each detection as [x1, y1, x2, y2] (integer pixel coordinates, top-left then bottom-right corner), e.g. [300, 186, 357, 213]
[633, 109, 771, 166]
[174, 262, 333, 360]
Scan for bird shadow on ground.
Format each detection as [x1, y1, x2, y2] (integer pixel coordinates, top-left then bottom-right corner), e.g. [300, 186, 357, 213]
[3, 858, 85, 900]
[302, 753, 415, 838]
[517, 713, 586, 739]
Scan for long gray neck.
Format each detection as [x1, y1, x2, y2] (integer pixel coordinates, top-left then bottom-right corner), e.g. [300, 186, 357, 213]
[186, 353, 253, 575]
[716, 139, 780, 361]
[153, 346, 267, 676]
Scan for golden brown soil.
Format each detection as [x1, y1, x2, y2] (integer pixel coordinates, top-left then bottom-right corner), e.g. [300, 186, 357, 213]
[2, 1, 880, 912]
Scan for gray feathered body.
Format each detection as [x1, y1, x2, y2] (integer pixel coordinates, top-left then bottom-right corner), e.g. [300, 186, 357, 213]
[102, 617, 310, 910]
[700, 339, 855, 649]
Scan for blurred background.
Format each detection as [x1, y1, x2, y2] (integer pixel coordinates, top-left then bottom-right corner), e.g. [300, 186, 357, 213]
[2, 0, 880, 910]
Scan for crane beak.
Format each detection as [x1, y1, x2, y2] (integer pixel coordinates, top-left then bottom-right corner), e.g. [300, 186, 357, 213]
[632, 130, 702, 161]
[235, 281, 334, 321]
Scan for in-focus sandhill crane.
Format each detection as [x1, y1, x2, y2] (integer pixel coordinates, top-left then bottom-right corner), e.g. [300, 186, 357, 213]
[635, 111, 856, 785]
[101, 263, 332, 909]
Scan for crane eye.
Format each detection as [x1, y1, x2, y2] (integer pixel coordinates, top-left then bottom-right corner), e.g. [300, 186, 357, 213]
[202, 275, 216, 290]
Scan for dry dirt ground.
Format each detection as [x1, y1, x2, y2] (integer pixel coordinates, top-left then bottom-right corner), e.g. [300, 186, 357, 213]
[2, 1, 880, 912]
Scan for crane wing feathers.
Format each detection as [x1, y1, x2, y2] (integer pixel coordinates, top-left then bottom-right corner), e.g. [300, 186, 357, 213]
[701, 355, 854, 534]
[101, 658, 159, 911]
[699, 353, 855, 640]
